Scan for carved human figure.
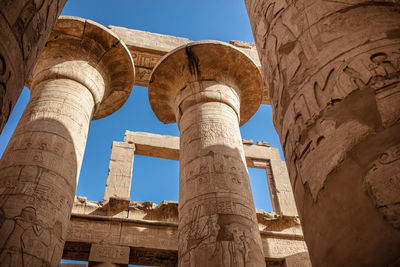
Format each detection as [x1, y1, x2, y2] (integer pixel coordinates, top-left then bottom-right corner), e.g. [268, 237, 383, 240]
[0, 17, 134, 266]
[245, 0, 400, 266]
[149, 41, 265, 267]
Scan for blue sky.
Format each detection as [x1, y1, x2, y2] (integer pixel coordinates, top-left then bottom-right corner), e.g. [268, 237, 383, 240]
[0, 0, 285, 216]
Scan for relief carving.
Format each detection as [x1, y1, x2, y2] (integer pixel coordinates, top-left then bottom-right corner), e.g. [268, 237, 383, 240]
[364, 144, 400, 229]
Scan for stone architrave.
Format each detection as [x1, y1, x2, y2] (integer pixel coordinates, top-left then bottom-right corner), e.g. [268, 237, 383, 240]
[0, 0, 68, 133]
[0, 16, 134, 266]
[245, 1, 400, 266]
[148, 41, 265, 267]
[104, 142, 136, 201]
[88, 244, 130, 265]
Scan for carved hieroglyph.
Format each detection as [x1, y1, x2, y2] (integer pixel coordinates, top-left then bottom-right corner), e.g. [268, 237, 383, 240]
[149, 41, 265, 267]
[123, 131, 298, 216]
[0, 0, 67, 134]
[64, 198, 309, 266]
[0, 17, 134, 266]
[245, 1, 400, 266]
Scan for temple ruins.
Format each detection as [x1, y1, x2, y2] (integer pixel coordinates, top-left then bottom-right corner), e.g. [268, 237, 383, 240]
[0, 1, 399, 266]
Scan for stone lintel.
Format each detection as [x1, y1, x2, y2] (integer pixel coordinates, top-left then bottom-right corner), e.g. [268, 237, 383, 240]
[123, 131, 298, 217]
[124, 131, 282, 167]
[89, 244, 130, 264]
[108, 25, 270, 104]
[124, 131, 180, 160]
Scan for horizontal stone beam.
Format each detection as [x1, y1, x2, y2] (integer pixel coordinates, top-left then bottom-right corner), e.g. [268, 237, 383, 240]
[64, 199, 308, 266]
[123, 131, 283, 168]
[108, 25, 270, 104]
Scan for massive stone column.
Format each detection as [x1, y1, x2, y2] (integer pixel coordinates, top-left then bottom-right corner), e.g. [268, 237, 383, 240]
[0, 0, 68, 133]
[0, 17, 135, 266]
[149, 41, 265, 267]
[245, 1, 400, 266]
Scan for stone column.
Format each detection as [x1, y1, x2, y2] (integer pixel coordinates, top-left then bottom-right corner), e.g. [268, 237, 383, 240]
[0, 0, 68, 133]
[149, 41, 265, 267]
[0, 17, 134, 266]
[245, 1, 400, 266]
[104, 142, 136, 201]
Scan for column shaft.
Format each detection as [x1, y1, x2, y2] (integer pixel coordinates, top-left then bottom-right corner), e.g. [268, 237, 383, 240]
[245, 0, 400, 266]
[178, 83, 265, 266]
[0, 78, 94, 266]
[148, 40, 265, 267]
[0, 0, 67, 133]
[0, 15, 135, 265]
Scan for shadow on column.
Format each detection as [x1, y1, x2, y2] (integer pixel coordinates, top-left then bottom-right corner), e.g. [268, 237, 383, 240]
[0, 118, 77, 267]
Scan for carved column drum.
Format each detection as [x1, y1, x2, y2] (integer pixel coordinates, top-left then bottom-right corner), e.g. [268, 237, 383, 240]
[245, 1, 400, 266]
[149, 41, 265, 267]
[0, 17, 134, 266]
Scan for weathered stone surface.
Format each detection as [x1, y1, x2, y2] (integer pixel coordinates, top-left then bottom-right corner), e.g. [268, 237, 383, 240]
[148, 41, 265, 266]
[0, 0, 67, 134]
[109, 26, 271, 104]
[88, 244, 129, 265]
[64, 199, 308, 266]
[0, 17, 134, 266]
[245, 0, 400, 266]
[60, 264, 87, 267]
[104, 142, 135, 201]
[283, 252, 312, 267]
[124, 131, 298, 216]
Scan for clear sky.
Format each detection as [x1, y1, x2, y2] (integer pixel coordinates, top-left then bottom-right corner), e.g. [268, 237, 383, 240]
[0, 0, 285, 220]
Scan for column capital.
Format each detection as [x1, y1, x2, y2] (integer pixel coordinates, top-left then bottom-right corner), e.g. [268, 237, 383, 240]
[27, 16, 135, 120]
[148, 40, 263, 126]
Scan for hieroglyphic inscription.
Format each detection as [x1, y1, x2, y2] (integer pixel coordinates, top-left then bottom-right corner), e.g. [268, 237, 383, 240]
[89, 244, 130, 264]
[179, 196, 263, 267]
[365, 144, 400, 228]
[130, 50, 163, 86]
[247, 1, 400, 265]
[177, 82, 265, 266]
[0, 0, 67, 133]
[262, 238, 307, 259]
[279, 45, 400, 200]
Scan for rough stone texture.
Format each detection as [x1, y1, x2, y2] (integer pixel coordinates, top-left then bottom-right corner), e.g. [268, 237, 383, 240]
[0, 17, 134, 266]
[63, 197, 308, 266]
[148, 41, 266, 267]
[0, 0, 67, 134]
[283, 252, 312, 267]
[104, 142, 135, 201]
[124, 131, 298, 216]
[60, 264, 87, 267]
[88, 244, 129, 265]
[245, 0, 400, 266]
[109, 25, 271, 104]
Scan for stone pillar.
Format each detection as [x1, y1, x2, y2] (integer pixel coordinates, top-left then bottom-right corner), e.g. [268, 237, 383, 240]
[266, 157, 298, 217]
[104, 142, 135, 201]
[0, 0, 68, 133]
[149, 41, 265, 267]
[245, 1, 400, 266]
[0, 17, 134, 266]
